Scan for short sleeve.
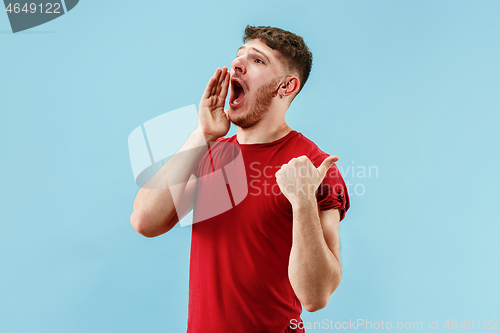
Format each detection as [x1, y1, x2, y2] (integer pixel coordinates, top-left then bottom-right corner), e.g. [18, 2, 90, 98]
[192, 137, 235, 178]
[313, 155, 350, 221]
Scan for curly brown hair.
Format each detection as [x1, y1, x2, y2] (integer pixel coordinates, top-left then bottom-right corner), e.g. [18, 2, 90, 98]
[243, 25, 313, 95]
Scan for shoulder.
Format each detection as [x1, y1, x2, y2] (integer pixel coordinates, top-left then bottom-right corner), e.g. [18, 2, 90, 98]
[214, 134, 237, 144]
[209, 134, 238, 155]
[288, 131, 329, 165]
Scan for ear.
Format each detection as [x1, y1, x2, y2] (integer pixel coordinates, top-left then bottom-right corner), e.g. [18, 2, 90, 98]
[281, 77, 300, 98]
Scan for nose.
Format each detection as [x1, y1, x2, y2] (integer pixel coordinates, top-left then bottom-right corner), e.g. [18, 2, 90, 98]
[231, 56, 246, 75]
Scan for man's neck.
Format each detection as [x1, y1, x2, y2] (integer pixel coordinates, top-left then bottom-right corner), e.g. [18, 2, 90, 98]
[236, 119, 293, 145]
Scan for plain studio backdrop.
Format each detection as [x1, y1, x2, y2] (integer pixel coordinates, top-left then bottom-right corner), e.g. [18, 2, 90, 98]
[1, 1, 499, 332]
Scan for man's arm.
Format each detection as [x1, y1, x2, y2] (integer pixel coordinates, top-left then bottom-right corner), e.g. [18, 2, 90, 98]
[275, 155, 342, 312]
[131, 67, 231, 237]
[288, 205, 341, 312]
[130, 130, 206, 237]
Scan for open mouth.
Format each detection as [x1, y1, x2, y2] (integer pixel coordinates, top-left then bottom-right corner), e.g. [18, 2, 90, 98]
[229, 78, 246, 107]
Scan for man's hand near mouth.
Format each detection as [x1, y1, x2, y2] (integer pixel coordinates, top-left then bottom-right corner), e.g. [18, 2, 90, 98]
[198, 66, 231, 143]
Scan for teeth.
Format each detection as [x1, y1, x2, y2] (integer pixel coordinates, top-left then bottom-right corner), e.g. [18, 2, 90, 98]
[231, 80, 245, 106]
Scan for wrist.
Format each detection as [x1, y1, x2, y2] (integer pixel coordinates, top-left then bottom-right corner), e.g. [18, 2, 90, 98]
[291, 196, 317, 213]
[194, 127, 219, 144]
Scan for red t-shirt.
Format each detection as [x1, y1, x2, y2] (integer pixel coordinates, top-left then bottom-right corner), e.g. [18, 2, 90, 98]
[187, 130, 349, 333]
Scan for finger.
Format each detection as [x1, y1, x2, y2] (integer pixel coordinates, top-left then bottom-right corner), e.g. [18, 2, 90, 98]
[210, 68, 222, 96]
[317, 155, 339, 180]
[202, 76, 216, 100]
[220, 70, 231, 101]
[275, 169, 282, 178]
[202, 68, 219, 100]
[216, 67, 228, 96]
[211, 68, 222, 96]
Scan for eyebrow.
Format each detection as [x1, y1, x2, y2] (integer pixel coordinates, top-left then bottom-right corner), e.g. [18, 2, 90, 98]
[237, 46, 271, 63]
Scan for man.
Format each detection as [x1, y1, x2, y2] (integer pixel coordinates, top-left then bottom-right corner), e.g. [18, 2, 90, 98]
[131, 25, 349, 332]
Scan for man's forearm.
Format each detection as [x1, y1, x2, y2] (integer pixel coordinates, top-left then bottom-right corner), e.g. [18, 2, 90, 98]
[131, 67, 231, 237]
[131, 128, 210, 236]
[288, 198, 341, 312]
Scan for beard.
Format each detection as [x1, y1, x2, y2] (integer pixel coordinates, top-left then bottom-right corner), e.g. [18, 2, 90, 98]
[229, 78, 280, 128]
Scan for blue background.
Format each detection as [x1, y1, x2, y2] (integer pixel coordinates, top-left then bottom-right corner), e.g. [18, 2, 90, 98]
[1, 0, 499, 332]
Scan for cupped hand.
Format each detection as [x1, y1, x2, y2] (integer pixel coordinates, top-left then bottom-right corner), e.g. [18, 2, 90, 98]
[198, 66, 231, 142]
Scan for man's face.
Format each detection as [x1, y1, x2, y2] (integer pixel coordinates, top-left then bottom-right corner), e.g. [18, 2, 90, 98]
[229, 39, 285, 128]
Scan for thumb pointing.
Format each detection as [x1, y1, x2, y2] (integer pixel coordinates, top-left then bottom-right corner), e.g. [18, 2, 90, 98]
[317, 155, 339, 180]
